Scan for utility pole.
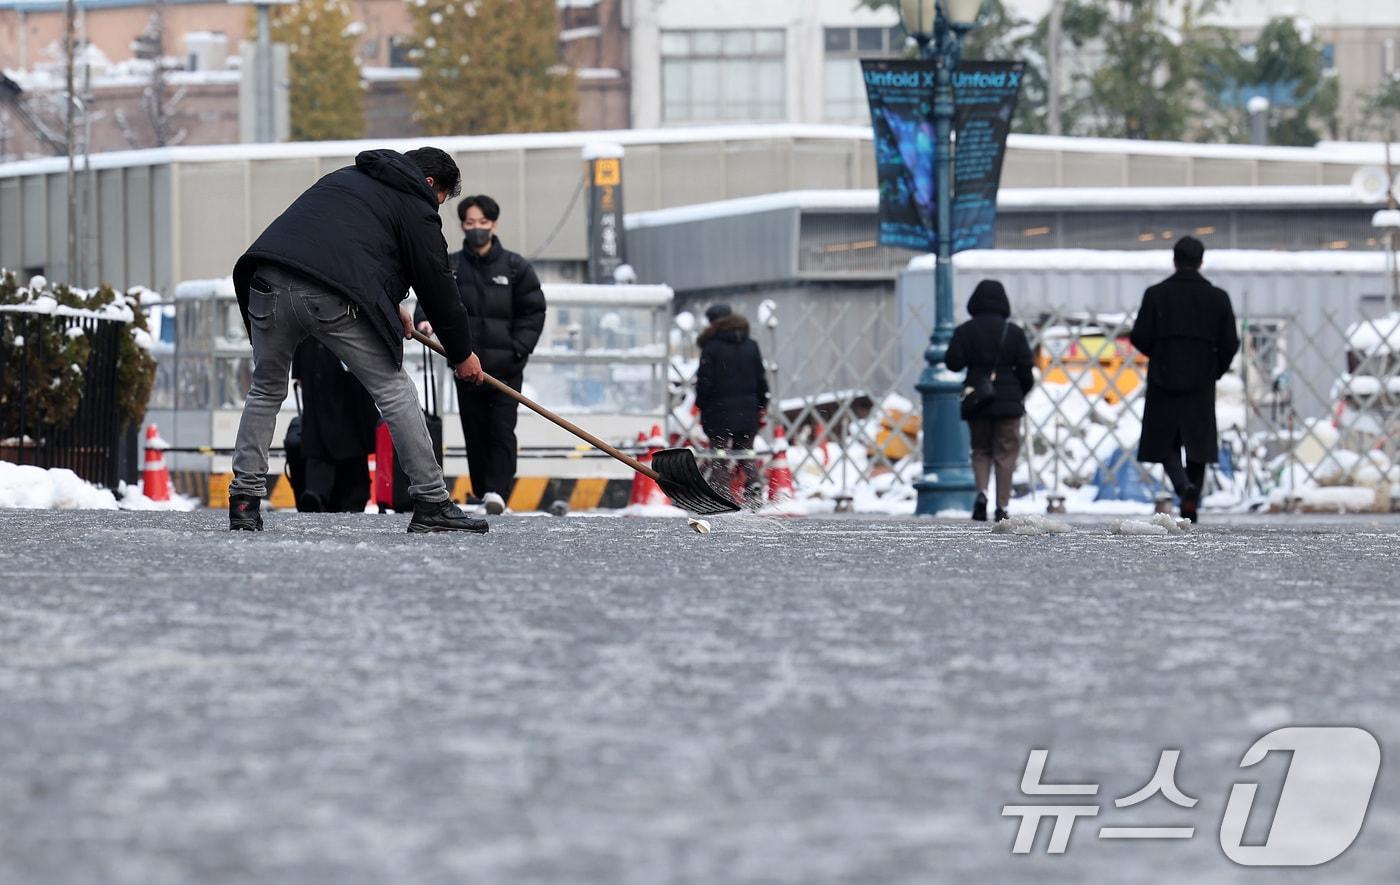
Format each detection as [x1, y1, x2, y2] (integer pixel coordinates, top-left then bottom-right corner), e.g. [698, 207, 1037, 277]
[64, 0, 77, 283]
[1047, 0, 1063, 136]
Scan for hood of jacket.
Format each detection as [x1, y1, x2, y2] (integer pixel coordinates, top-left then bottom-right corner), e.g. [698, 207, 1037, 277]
[698, 313, 750, 346]
[967, 279, 1010, 318]
[355, 149, 437, 208]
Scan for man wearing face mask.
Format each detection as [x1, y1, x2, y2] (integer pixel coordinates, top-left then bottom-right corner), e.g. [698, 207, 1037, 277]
[416, 194, 547, 515]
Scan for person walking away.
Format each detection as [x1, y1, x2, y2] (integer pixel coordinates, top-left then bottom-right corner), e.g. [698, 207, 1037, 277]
[946, 280, 1035, 522]
[291, 337, 380, 513]
[229, 146, 488, 534]
[1129, 236, 1240, 523]
[415, 194, 546, 515]
[695, 304, 769, 505]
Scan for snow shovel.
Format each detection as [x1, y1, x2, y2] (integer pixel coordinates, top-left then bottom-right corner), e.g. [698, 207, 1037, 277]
[409, 330, 739, 515]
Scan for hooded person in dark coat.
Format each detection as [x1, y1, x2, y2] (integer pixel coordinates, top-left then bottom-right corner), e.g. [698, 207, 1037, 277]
[1129, 236, 1239, 522]
[946, 279, 1035, 521]
[290, 338, 380, 513]
[695, 304, 769, 504]
[414, 194, 546, 513]
[227, 147, 488, 535]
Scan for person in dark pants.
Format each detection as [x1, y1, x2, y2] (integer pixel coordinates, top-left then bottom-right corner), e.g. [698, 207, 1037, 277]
[946, 280, 1035, 522]
[415, 194, 546, 514]
[229, 147, 488, 534]
[291, 338, 380, 513]
[1130, 236, 1240, 523]
[695, 304, 769, 505]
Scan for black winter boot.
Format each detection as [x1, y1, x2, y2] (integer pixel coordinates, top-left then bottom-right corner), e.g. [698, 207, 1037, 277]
[408, 498, 489, 534]
[229, 494, 264, 531]
[972, 493, 988, 522]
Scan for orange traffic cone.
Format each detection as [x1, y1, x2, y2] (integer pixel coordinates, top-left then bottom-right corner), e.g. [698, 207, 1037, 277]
[142, 424, 171, 502]
[366, 454, 377, 510]
[629, 429, 669, 508]
[766, 425, 795, 503]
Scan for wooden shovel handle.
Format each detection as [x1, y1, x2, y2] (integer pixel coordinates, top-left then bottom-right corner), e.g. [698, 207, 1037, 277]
[409, 329, 662, 481]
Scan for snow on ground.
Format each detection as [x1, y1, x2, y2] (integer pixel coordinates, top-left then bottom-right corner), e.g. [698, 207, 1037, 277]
[1, 509, 1398, 884]
[0, 461, 118, 510]
[991, 514, 1072, 535]
[0, 462, 198, 512]
[1111, 513, 1195, 535]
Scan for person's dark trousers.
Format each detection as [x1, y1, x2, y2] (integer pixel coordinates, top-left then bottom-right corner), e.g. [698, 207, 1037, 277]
[304, 456, 371, 512]
[456, 372, 522, 501]
[968, 417, 1021, 509]
[706, 431, 761, 504]
[1161, 429, 1206, 500]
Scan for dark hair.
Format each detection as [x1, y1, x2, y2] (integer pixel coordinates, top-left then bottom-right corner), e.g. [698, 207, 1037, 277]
[405, 147, 461, 198]
[457, 194, 501, 223]
[1173, 235, 1205, 269]
[704, 303, 733, 323]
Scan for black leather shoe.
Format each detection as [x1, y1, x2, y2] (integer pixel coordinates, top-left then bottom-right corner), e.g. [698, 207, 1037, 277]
[994, 507, 1010, 522]
[229, 494, 263, 531]
[972, 493, 988, 522]
[298, 490, 325, 513]
[407, 499, 489, 534]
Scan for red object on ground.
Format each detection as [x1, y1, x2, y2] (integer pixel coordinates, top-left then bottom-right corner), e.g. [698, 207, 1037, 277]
[766, 425, 795, 503]
[142, 424, 171, 502]
[366, 454, 378, 509]
[374, 422, 395, 507]
[629, 429, 670, 507]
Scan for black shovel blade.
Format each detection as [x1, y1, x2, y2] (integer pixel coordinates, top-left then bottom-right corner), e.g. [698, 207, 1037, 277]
[650, 448, 741, 515]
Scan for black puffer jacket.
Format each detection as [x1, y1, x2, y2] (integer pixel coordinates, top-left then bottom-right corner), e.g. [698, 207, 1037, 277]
[414, 236, 546, 378]
[946, 280, 1035, 419]
[696, 314, 769, 436]
[233, 149, 474, 366]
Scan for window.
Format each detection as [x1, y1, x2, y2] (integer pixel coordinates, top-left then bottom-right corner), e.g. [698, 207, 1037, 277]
[822, 26, 907, 123]
[388, 35, 414, 68]
[660, 29, 786, 123]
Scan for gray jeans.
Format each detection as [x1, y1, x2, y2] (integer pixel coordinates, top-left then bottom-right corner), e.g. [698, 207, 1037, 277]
[230, 265, 449, 504]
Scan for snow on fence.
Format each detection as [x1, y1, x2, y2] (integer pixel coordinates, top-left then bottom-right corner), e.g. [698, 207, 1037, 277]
[668, 269, 1400, 515]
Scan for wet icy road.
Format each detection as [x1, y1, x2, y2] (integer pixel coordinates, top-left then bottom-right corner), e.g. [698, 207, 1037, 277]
[0, 509, 1397, 884]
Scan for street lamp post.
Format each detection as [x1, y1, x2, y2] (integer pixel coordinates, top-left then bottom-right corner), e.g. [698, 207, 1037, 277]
[903, 0, 983, 516]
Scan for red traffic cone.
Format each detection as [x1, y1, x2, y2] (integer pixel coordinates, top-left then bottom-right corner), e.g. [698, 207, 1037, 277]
[366, 454, 377, 510]
[142, 424, 171, 502]
[766, 425, 795, 503]
[628, 431, 668, 507]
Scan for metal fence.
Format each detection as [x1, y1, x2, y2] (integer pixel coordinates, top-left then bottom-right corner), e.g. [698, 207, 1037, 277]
[668, 293, 1400, 512]
[0, 310, 128, 489]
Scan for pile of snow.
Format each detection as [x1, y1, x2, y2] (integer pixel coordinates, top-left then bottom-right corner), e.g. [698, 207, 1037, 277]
[1111, 513, 1193, 535]
[991, 515, 1072, 535]
[0, 461, 118, 510]
[117, 482, 198, 512]
[1267, 485, 1382, 513]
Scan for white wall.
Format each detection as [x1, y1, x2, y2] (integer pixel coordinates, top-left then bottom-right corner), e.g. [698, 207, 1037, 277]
[629, 0, 900, 129]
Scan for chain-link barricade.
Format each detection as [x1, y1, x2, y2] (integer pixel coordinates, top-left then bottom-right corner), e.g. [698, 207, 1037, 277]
[668, 296, 932, 512]
[668, 296, 1400, 514]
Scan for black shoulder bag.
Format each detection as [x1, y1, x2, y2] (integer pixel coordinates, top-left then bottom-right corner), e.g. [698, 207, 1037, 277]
[960, 322, 1009, 420]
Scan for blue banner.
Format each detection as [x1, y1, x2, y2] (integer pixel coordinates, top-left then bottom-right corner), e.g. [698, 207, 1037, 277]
[951, 61, 1025, 253]
[862, 59, 937, 251]
[862, 59, 1024, 253]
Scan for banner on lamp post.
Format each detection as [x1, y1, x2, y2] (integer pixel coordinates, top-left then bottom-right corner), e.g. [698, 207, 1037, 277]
[861, 58, 1024, 253]
[950, 60, 1025, 252]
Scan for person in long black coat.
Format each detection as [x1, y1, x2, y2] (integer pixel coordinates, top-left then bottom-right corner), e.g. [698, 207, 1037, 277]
[946, 279, 1035, 522]
[695, 304, 769, 504]
[1129, 236, 1240, 523]
[415, 195, 546, 512]
[291, 338, 380, 513]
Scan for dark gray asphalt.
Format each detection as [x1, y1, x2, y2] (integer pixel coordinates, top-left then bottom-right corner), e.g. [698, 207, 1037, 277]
[0, 509, 1397, 884]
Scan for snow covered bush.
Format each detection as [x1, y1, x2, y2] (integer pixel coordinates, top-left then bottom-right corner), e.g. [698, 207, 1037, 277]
[0, 270, 158, 433]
